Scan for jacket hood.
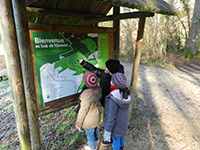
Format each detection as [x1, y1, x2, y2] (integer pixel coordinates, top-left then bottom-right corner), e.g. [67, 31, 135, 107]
[81, 86, 102, 102]
[110, 90, 132, 109]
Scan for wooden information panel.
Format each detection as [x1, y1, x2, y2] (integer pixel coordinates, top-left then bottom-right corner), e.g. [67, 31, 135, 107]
[29, 24, 115, 112]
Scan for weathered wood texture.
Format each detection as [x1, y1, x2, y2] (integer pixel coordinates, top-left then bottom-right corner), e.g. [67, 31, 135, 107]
[12, 0, 41, 149]
[84, 12, 154, 24]
[26, 0, 112, 26]
[38, 100, 79, 116]
[93, 0, 184, 17]
[113, 6, 120, 60]
[28, 23, 116, 33]
[0, 0, 31, 149]
[129, 17, 146, 123]
[27, 7, 105, 19]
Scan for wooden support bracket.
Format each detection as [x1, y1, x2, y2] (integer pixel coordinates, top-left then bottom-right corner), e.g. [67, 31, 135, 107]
[84, 11, 154, 24]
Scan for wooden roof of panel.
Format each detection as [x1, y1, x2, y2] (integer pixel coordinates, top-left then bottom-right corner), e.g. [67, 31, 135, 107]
[26, 0, 183, 26]
[93, 0, 184, 17]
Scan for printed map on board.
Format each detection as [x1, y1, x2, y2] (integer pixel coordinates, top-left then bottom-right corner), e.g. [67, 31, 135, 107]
[32, 32, 108, 108]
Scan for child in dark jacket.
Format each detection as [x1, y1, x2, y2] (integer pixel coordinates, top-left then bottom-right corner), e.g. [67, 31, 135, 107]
[102, 73, 132, 150]
[75, 72, 102, 150]
[77, 58, 124, 107]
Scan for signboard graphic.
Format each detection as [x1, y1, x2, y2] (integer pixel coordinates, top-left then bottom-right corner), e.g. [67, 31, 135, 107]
[31, 32, 108, 108]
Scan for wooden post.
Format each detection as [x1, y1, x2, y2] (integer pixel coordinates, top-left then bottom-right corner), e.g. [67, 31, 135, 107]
[113, 6, 120, 59]
[0, 0, 31, 149]
[128, 17, 146, 123]
[11, 0, 41, 149]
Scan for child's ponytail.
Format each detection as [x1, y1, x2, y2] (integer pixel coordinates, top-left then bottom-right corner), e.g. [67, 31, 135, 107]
[119, 87, 130, 99]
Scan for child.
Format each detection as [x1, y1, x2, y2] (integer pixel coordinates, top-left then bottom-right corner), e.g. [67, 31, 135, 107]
[75, 72, 102, 150]
[102, 73, 132, 150]
[77, 58, 124, 107]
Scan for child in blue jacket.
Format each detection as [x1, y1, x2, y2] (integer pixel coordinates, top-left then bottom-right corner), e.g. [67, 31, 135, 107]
[102, 73, 132, 150]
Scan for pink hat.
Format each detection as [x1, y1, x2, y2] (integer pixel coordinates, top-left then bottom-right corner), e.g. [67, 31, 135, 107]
[83, 72, 98, 88]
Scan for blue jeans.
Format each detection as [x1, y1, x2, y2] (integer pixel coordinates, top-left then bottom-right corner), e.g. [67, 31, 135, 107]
[85, 127, 98, 149]
[112, 136, 125, 150]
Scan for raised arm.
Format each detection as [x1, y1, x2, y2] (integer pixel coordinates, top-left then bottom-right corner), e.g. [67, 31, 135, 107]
[78, 59, 105, 78]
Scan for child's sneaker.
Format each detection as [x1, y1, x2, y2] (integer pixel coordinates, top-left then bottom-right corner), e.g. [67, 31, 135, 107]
[84, 145, 96, 150]
[101, 139, 113, 146]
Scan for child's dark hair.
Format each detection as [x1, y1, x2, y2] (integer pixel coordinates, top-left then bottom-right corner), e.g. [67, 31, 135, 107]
[119, 87, 130, 99]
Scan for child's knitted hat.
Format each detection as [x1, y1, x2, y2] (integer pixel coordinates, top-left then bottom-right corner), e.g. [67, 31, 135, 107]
[111, 73, 127, 89]
[105, 59, 120, 74]
[83, 72, 98, 88]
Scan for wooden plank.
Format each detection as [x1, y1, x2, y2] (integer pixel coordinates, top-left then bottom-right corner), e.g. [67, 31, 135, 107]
[0, 0, 31, 149]
[38, 100, 79, 117]
[28, 23, 116, 33]
[44, 93, 80, 107]
[27, 7, 105, 19]
[12, 0, 41, 149]
[84, 11, 154, 24]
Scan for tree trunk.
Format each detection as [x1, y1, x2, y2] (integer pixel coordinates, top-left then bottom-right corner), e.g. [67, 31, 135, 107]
[186, 0, 200, 55]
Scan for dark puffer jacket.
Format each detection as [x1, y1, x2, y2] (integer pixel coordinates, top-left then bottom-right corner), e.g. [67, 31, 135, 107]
[80, 60, 111, 107]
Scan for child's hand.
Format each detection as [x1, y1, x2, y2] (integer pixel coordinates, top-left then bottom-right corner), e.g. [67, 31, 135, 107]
[77, 58, 83, 63]
[75, 124, 81, 131]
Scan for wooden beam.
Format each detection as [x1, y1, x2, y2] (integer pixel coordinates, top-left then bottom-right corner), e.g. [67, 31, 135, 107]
[0, 0, 31, 149]
[12, 0, 41, 149]
[27, 7, 105, 20]
[128, 17, 146, 123]
[38, 100, 79, 117]
[84, 11, 154, 24]
[28, 23, 116, 33]
[113, 6, 120, 59]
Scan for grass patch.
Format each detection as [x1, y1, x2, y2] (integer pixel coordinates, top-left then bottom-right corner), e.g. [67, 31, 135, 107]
[40, 107, 88, 149]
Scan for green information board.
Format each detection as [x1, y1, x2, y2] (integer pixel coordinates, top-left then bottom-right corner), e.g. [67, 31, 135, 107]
[31, 32, 109, 108]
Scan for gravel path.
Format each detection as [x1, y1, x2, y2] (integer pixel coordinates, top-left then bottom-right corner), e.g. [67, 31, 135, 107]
[122, 60, 200, 150]
[0, 58, 200, 150]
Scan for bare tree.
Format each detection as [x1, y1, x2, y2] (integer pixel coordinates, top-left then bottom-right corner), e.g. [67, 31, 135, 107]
[186, 0, 200, 55]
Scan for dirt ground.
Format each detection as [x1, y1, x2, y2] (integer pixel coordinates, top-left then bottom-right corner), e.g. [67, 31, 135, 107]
[121, 57, 200, 150]
[0, 53, 200, 150]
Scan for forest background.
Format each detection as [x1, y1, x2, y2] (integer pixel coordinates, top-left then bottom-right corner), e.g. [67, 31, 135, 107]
[98, 0, 200, 62]
[0, 0, 200, 62]
[0, 0, 200, 149]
